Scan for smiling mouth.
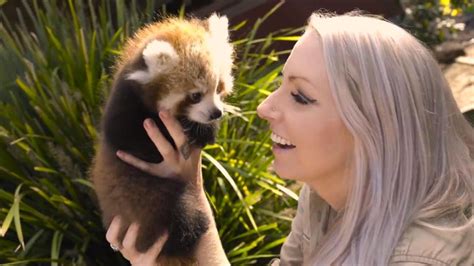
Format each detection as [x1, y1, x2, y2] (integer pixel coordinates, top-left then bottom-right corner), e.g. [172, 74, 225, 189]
[271, 132, 296, 149]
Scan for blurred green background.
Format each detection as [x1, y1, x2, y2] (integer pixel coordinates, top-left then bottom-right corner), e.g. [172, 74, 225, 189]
[0, 0, 472, 265]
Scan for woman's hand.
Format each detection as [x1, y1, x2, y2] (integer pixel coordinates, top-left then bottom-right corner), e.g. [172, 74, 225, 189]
[106, 216, 230, 266]
[113, 110, 229, 265]
[116, 110, 202, 187]
[106, 216, 168, 266]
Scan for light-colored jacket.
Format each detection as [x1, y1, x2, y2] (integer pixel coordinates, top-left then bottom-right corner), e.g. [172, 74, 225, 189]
[271, 185, 473, 265]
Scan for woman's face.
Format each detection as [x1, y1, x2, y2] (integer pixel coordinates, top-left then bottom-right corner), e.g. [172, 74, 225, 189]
[257, 30, 353, 185]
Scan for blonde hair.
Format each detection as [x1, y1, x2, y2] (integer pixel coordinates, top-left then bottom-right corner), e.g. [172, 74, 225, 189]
[306, 12, 474, 265]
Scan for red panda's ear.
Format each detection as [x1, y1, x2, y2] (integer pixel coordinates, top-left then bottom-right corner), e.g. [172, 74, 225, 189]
[127, 40, 179, 84]
[207, 13, 234, 95]
[208, 13, 229, 41]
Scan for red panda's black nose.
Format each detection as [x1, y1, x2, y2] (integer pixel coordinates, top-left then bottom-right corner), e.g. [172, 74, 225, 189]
[209, 109, 222, 120]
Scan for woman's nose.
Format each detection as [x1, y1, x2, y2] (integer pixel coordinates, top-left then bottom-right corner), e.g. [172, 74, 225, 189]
[257, 93, 278, 121]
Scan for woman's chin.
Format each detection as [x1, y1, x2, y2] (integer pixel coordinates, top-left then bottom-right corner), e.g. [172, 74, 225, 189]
[272, 162, 298, 181]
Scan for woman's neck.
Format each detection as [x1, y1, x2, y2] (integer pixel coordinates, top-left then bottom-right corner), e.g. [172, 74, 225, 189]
[308, 173, 349, 212]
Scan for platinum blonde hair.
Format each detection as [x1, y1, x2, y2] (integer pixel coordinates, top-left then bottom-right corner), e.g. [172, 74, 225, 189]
[306, 12, 474, 265]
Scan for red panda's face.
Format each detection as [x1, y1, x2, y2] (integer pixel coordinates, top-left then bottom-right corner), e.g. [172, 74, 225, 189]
[177, 77, 225, 124]
[125, 14, 233, 126]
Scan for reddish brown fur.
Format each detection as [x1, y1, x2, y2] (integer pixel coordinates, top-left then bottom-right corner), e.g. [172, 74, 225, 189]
[116, 17, 233, 113]
[90, 15, 233, 264]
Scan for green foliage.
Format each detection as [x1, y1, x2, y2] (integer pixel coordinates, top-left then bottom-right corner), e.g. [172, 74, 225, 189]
[0, 0, 301, 264]
[398, 0, 473, 46]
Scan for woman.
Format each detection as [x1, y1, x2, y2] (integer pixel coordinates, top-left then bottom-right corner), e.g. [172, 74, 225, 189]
[106, 12, 474, 265]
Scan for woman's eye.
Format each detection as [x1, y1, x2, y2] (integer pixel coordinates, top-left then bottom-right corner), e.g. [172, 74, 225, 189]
[291, 92, 310, 105]
[190, 92, 203, 103]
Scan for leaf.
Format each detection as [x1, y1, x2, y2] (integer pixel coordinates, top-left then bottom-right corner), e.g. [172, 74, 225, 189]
[228, 235, 265, 257]
[13, 184, 25, 250]
[272, 36, 300, 41]
[33, 167, 59, 174]
[71, 178, 94, 189]
[51, 231, 63, 266]
[0, 184, 25, 252]
[203, 152, 258, 231]
[276, 184, 299, 201]
[0, 201, 15, 237]
[256, 237, 286, 253]
[18, 229, 44, 259]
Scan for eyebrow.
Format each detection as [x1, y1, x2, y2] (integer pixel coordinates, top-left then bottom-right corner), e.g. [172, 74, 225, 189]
[281, 70, 317, 89]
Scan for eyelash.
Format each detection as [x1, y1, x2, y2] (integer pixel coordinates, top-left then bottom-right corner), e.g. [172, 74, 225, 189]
[291, 91, 311, 105]
[276, 75, 317, 105]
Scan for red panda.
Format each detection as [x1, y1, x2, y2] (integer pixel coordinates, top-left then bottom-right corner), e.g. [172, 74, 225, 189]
[90, 14, 233, 264]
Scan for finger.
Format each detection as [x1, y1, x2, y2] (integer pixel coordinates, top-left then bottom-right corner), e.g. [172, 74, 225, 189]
[189, 148, 201, 162]
[117, 150, 179, 178]
[106, 216, 122, 247]
[159, 111, 187, 148]
[121, 222, 140, 259]
[144, 118, 176, 160]
[116, 150, 152, 173]
[130, 232, 169, 266]
[145, 230, 169, 258]
[148, 163, 180, 179]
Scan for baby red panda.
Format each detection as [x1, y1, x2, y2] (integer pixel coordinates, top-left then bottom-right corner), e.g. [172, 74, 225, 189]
[90, 14, 233, 264]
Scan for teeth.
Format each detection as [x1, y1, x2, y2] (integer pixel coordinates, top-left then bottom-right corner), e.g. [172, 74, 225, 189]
[271, 132, 294, 146]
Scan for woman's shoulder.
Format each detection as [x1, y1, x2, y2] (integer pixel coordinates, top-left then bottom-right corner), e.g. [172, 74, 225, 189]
[390, 215, 473, 266]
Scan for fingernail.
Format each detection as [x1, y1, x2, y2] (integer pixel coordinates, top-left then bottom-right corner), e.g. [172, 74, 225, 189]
[144, 118, 153, 128]
[116, 150, 123, 157]
[159, 110, 169, 119]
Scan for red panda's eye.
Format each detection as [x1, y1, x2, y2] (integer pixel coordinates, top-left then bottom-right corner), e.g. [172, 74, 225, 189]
[189, 92, 203, 103]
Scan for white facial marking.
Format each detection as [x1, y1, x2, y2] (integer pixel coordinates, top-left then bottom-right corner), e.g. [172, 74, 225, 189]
[127, 40, 178, 84]
[213, 93, 224, 110]
[188, 91, 223, 124]
[158, 93, 185, 111]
